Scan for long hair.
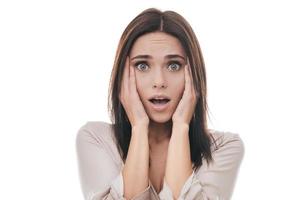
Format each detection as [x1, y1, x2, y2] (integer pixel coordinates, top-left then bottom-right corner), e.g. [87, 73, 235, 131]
[107, 8, 218, 171]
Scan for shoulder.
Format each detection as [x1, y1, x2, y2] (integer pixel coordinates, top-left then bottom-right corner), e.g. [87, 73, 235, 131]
[208, 129, 245, 164]
[76, 121, 122, 165]
[76, 121, 116, 149]
[192, 129, 245, 200]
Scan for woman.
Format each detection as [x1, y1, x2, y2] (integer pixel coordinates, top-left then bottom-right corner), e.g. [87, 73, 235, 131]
[76, 8, 244, 200]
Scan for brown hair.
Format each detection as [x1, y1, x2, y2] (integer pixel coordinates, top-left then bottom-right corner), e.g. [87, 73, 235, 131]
[107, 7, 218, 171]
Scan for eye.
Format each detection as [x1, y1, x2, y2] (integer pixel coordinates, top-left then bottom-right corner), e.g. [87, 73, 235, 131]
[134, 61, 149, 71]
[168, 61, 182, 71]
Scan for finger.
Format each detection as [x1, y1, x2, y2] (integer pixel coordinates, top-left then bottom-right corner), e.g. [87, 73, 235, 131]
[129, 56, 137, 92]
[184, 62, 192, 94]
[187, 59, 194, 89]
[186, 58, 194, 91]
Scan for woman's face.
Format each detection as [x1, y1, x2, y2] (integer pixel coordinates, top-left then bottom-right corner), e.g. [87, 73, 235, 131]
[129, 32, 187, 123]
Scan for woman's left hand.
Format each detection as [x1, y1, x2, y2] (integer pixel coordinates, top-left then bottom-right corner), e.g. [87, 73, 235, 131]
[172, 59, 198, 125]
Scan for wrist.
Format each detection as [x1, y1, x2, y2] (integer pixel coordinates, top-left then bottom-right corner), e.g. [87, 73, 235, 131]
[172, 122, 189, 132]
[132, 124, 149, 134]
[172, 121, 189, 128]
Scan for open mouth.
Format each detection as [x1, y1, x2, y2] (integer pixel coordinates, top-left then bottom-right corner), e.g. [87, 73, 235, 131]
[149, 98, 170, 104]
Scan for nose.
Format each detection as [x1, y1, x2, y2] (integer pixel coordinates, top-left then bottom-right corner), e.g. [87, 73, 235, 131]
[152, 68, 167, 88]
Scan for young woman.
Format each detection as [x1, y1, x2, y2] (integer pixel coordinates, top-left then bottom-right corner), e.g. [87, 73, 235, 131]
[76, 8, 244, 200]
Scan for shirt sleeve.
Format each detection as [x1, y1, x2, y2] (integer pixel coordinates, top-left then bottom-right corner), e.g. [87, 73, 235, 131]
[76, 123, 152, 200]
[158, 133, 245, 200]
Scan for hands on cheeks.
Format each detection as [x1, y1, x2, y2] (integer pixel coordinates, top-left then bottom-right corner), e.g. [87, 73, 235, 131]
[172, 59, 199, 126]
[119, 56, 149, 127]
[120, 55, 198, 128]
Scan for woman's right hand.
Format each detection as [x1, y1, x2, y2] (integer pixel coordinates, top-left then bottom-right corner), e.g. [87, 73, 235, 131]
[119, 56, 149, 128]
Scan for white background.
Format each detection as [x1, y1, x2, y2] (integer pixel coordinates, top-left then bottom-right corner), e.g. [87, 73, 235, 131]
[0, 0, 299, 199]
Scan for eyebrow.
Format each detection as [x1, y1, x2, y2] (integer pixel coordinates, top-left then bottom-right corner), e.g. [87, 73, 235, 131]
[131, 54, 185, 61]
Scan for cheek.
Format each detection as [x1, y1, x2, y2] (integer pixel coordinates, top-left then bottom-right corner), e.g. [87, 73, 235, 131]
[170, 74, 185, 100]
[134, 74, 146, 97]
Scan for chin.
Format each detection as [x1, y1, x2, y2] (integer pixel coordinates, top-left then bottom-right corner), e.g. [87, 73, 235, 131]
[149, 114, 172, 124]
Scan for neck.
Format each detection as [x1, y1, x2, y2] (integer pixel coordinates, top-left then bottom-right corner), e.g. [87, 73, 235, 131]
[148, 119, 172, 146]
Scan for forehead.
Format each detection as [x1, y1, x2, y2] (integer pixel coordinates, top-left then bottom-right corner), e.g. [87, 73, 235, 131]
[130, 32, 186, 57]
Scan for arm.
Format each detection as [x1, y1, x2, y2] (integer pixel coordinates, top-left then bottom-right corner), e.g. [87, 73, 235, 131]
[160, 131, 245, 200]
[76, 122, 151, 200]
[122, 125, 150, 200]
[164, 123, 193, 199]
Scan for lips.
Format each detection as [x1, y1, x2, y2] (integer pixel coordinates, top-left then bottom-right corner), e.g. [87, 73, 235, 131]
[148, 97, 171, 112]
[148, 94, 171, 112]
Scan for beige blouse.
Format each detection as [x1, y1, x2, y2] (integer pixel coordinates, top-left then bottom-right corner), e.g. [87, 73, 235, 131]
[76, 121, 244, 200]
